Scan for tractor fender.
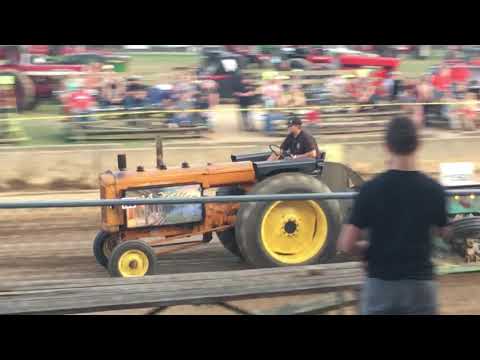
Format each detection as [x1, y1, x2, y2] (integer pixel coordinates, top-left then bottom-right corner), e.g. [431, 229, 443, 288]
[318, 162, 365, 221]
[320, 162, 365, 191]
[252, 158, 319, 180]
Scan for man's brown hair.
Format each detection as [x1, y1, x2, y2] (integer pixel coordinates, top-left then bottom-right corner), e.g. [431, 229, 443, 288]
[385, 116, 419, 155]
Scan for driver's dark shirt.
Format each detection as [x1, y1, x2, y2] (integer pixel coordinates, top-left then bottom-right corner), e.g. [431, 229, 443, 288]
[280, 130, 319, 157]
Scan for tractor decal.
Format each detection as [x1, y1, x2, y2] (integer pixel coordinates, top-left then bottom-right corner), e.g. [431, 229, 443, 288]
[124, 185, 203, 228]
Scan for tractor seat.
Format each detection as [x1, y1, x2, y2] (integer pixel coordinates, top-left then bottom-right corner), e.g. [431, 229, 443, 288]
[312, 151, 326, 176]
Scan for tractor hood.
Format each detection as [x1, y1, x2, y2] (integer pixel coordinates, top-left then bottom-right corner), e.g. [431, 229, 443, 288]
[99, 161, 256, 196]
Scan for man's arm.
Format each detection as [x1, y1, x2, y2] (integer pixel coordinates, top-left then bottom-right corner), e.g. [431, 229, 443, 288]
[294, 134, 317, 159]
[337, 185, 371, 257]
[337, 224, 369, 256]
[432, 187, 450, 240]
[433, 225, 452, 240]
[267, 153, 280, 161]
[292, 150, 316, 159]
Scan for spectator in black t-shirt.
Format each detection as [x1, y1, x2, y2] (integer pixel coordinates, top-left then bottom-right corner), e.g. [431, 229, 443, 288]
[124, 76, 149, 109]
[233, 76, 257, 131]
[337, 116, 450, 315]
[268, 115, 320, 161]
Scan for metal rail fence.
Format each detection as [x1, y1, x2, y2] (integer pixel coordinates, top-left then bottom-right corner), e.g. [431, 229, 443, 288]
[0, 189, 478, 209]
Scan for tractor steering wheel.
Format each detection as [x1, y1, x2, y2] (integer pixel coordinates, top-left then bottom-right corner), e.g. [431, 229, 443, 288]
[269, 144, 282, 158]
[269, 145, 292, 160]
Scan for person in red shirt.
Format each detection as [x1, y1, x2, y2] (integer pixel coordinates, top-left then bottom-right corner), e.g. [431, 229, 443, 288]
[346, 78, 360, 100]
[373, 77, 386, 99]
[431, 66, 452, 98]
[65, 80, 96, 124]
[67, 88, 95, 113]
[356, 79, 377, 109]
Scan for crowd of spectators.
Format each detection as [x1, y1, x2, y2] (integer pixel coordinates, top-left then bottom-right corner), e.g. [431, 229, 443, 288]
[59, 65, 219, 128]
[59, 61, 479, 133]
[243, 64, 480, 132]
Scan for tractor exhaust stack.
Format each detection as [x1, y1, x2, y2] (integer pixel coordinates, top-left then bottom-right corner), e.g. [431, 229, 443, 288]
[118, 154, 127, 171]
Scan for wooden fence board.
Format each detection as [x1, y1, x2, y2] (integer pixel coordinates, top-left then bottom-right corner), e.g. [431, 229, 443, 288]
[0, 262, 364, 315]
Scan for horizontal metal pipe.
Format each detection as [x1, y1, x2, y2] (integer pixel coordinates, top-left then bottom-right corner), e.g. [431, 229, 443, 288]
[0, 189, 479, 209]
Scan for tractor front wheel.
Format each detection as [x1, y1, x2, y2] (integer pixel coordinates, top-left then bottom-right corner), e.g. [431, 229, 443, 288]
[216, 186, 244, 259]
[108, 241, 158, 278]
[93, 231, 118, 268]
[235, 173, 342, 268]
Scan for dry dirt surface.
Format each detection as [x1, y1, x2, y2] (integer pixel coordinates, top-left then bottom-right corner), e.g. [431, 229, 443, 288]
[1, 193, 480, 315]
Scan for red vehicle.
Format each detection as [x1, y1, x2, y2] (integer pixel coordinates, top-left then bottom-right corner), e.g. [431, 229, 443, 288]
[25, 45, 111, 57]
[353, 45, 431, 58]
[0, 45, 112, 111]
[274, 46, 400, 72]
[0, 62, 86, 111]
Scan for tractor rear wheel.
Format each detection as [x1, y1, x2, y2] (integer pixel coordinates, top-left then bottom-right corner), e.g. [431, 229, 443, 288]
[93, 231, 118, 268]
[448, 216, 480, 258]
[451, 216, 480, 239]
[0, 71, 36, 112]
[235, 173, 342, 268]
[108, 240, 157, 278]
[217, 229, 243, 259]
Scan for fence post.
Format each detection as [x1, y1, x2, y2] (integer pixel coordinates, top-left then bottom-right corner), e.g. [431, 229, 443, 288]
[156, 136, 167, 170]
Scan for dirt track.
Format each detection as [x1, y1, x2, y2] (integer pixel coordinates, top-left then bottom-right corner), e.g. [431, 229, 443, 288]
[1, 193, 480, 315]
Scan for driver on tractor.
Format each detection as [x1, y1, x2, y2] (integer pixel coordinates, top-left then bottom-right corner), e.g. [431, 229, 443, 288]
[268, 114, 321, 161]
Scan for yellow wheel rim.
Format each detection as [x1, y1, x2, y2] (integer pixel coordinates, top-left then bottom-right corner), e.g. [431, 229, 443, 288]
[260, 200, 328, 264]
[118, 250, 149, 278]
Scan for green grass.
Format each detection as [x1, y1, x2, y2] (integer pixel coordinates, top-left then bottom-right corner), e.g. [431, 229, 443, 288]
[397, 49, 446, 77]
[21, 120, 65, 146]
[399, 59, 439, 77]
[128, 54, 200, 84]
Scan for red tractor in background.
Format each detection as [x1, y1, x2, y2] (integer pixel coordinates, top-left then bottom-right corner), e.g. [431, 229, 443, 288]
[25, 45, 112, 57]
[351, 45, 432, 59]
[0, 46, 86, 111]
[0, 46, 127, 112]
[271, 45, 400, 73]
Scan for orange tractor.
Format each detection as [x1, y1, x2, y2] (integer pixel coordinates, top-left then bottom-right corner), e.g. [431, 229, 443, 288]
[96, 141, 364, 277]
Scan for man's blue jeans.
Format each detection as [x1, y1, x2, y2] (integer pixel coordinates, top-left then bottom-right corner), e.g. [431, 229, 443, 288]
[361, 277, 438, 315]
